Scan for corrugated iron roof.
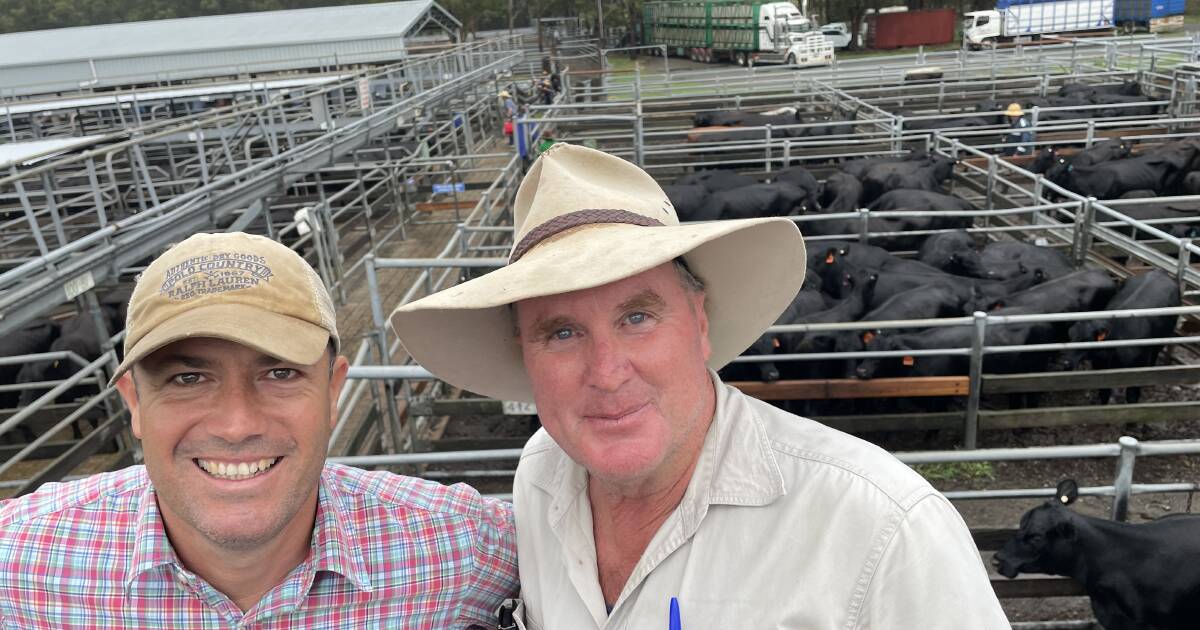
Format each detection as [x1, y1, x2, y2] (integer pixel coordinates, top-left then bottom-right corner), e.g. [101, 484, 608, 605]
[0, 1, 459, 67]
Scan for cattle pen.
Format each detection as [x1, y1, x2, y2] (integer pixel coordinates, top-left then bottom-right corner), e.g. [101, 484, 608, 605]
[5, 27, 1200, 627]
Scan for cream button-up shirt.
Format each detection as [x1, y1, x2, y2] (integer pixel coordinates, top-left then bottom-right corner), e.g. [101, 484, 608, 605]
[511, 372, 1009, 629]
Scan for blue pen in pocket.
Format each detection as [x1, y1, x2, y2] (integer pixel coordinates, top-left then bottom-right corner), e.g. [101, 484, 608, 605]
[669, 596, 681, 630]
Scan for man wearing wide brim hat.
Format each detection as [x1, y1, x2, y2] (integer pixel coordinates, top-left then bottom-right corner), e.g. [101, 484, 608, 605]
[1001, 101, 1034, 157]
[391, 144, 1008, 628]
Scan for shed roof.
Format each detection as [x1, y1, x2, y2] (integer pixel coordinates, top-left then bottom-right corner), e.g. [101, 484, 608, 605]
[0, 1, 460, 67]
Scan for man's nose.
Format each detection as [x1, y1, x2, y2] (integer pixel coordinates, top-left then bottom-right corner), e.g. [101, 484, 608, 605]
[207, 380, 268, 442]
[584, 336, 633, 392]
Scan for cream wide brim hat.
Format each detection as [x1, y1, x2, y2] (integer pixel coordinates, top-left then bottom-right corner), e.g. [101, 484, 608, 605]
[390, 144, 806, 402]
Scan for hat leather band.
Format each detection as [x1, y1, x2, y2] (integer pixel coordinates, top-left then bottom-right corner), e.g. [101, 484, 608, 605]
[508, 209, 664, 263]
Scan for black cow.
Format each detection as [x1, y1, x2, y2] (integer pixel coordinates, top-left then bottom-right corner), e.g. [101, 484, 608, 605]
[969, 268, 1117, 314]
[1053, 270, 1180, 404]
[809, 242, 944, 298]
[1057, 80, 1142, 98]
[663, 184, 709, 222]
[980, 240, 1075, 281]
[675, 170, 755, 193]
[860, 157, 954, 204]
[994, 479, 1200, 630]
[854, 314, 1048, 379]
[772, 166, 821, 212]
[0, 318, 60, 443]
[831, 285, 966, 361]
[16, 307, 117, 409]
[918, 230, 986, 277]
[816, 173, 863, 213]
[786, 270, 877, 368]
[700, 182, 809, 220]
[867, 266, 1042, 311]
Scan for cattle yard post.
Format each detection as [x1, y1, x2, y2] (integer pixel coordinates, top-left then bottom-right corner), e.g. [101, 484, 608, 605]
[857, 209, 871, 244]
[764, 124, 773, 173]
[1176, 238, 1193, 301]
[1085, 120, 1096, 148]
[1111, 436, 1139, 521]
[964, 311, 987, 450]
[1071, 197, 1097, 267]
[985, 155, 997, 211]
[634, 66, 645, 166]
[363, 255, 405, 455]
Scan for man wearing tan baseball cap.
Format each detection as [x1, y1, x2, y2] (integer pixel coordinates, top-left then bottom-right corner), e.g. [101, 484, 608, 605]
[391, 144, 1009, 628]
[0, 232, 518, 626]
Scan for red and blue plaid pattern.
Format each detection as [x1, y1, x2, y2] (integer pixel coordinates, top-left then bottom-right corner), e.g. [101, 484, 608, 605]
[0, 463, 518, 628]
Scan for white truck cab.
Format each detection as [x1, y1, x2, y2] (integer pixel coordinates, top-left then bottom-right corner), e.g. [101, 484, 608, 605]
[963, 10, 1001, 48]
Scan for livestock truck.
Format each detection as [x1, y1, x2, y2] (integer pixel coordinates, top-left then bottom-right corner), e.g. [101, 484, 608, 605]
[1114, 0, 1186, 33]
[642, 1, 833, 67]
[963, 0, 1115, 49]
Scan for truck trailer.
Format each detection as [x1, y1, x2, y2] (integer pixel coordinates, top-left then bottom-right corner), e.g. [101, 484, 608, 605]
[963, 0, 1115, 49]
[643, 1, 833, 67]
[1114, 0, 1185, 32]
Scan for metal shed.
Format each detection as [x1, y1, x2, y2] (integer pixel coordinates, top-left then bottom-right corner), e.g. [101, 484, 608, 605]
[0, 0, 461, 97]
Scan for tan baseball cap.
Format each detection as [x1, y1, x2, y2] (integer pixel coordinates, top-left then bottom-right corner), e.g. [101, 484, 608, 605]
[112, 232, 339, 382]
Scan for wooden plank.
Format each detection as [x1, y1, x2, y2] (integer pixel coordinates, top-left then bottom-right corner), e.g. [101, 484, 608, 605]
[729, 376, 969, 401]
[992, 576, 1086, 599]
[982, 364, 1200, 395]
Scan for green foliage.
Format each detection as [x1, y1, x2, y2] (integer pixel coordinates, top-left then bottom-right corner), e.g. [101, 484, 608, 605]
[912, 461, 995, 483]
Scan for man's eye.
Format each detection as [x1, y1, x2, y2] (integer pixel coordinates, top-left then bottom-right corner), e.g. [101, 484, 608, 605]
[552, 328, 574, 341]
[269, 368, 297, 380]
[172, 373, 203, 386]
[626, 312, 648, 325]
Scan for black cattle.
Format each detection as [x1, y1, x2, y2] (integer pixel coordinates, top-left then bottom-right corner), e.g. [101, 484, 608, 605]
[675, 170, 755, 193]
[969, 268, 1117, 314]
[1108, 200, 1200, 239]
[994, 479, 1200, 630]
[1058, 80, 1142, 98]
[1069, 140, 1200, 199]
[809, 242, 944, 298]
[785, 270, 877, 367]
[816, 173, 863, 213]
[918, 230, 986, 277]
[663, 184, 709, 222]
[860, 157, 954, 204]
[772, 166, 821, 212]
[699, 182, 809, 220]
[980, 240, 1075, 281]
[16, 307, 117, 410]
[1041, 140, 1133, 188]
[841, 152, 927, 179]
[854, 314, 1047, 379]
[867, 266, 1042, 311]
[868, 189, 973, 213]
[692, 109, 798, 129]
[0, 318, 60, 443]
[727, 285, 833, 383]
[831, 285, 966, 363]
[1091, 93, 1159, 118]
[1184, 171, 1200, 195]
[1053, 270, 1180, 404]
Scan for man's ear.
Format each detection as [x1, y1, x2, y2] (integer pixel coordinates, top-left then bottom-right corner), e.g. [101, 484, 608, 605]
[114, 371, 142, 439]
[328, 355, 351, 431]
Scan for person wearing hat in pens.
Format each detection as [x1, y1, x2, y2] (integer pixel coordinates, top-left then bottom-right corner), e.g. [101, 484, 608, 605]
[391, 144, 1009, 628]
[0, 233, 518, 626]
[1001, 102, 1034, 157]
[500, 90, 517, 145]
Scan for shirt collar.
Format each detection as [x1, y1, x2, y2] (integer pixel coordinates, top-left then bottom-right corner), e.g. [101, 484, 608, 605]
[124, 466, 373, 594]
[676, 370, 786, 528]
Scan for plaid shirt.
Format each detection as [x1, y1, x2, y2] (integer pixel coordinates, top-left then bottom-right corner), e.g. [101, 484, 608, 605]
[0, 463, 518, 629]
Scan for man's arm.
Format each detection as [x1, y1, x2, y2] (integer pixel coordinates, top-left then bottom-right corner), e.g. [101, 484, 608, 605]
[855, 494, 1010, 630]
[455, 494, 520, 627]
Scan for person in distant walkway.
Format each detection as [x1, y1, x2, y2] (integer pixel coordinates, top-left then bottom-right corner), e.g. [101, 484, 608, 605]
[0, 232, 518, 627]
[500, 90, 517, 146]
[390, 144, 1010, 629]
[1001, 102, 1034, 157]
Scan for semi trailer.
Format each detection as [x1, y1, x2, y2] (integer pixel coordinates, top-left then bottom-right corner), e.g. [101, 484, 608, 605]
[643, 1, 833, 67]
[963, 0, 1115, 49]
